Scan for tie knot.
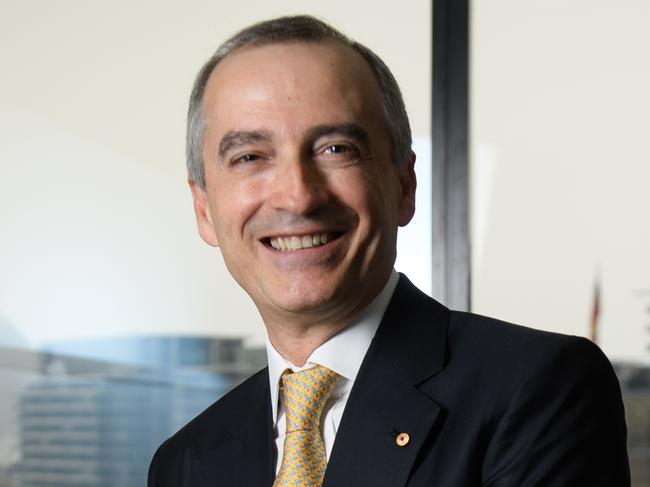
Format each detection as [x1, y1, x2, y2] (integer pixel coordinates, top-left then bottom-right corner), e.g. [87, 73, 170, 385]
[280, 365, 340, 433]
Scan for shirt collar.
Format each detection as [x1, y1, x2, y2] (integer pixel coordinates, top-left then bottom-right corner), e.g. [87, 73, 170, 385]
[265, 270, 399, 422]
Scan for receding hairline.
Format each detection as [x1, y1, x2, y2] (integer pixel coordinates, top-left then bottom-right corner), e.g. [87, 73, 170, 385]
[200, 38, 383, 108]
[186, 16, 413, 187]
[198, 39, 388, 154]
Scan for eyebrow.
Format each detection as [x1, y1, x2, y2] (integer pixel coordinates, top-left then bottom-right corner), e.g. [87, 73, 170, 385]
[306, 123, 370, 147]
[216, 123, 370, 160]
[218, 129, 273, 160]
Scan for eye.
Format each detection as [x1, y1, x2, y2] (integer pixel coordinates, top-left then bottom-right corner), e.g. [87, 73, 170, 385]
[231, 153, 263, 166]
[317, 143, 361, 166]
[323, 144, 355, 155]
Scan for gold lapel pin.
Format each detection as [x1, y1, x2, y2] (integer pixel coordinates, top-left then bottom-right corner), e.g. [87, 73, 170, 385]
[395, 432, 410, 447]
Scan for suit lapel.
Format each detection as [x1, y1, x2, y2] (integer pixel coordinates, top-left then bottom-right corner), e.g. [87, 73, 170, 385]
[323, 275, 450, 487]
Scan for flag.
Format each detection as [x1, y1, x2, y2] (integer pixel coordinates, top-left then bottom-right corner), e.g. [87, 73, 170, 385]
[590, 274, 600, 343]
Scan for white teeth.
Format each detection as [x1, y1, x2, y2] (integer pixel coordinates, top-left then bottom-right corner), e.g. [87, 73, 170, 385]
[268, 233, 334, 252]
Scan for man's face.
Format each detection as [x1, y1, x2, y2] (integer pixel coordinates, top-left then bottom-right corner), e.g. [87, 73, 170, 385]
[191, 41, 416, 327]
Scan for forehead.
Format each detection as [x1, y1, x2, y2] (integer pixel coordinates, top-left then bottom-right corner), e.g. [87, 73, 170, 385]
[201, 41, 384, 137]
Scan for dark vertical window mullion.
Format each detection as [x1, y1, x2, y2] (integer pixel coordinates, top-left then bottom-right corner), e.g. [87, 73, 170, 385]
[431, 0, 470, 310]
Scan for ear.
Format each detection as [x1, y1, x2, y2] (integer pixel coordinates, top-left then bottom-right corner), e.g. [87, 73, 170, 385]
[397, 151, 417, 227]
[189, 179, 219, 247]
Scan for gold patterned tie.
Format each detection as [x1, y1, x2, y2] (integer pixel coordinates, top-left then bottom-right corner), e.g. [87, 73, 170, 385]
[273, 365, 340, 487]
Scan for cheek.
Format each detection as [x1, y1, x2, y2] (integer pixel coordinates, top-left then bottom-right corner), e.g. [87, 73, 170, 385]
[339, 168, 400, 217]
[329, 172, 369, 207]
[329, 175, 391, 237]
[211, 177, 265, 235]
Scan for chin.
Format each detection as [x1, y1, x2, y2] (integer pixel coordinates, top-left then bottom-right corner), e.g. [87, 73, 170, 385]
[278, 290, 337, 314]
[264, 282, 347, 316]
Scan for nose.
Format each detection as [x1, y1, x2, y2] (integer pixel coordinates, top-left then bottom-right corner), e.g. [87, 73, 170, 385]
[268, 154, 329, 215]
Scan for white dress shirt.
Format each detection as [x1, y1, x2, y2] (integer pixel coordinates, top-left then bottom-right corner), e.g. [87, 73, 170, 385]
[265, 270, 399, 473]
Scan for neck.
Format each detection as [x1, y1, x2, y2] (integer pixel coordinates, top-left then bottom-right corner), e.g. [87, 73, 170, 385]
[262, 270, 397, 366]
[262, 292, 381, 366]
[265, 320, 348, 366]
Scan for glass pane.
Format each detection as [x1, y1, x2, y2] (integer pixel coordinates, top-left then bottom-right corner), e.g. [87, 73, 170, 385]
[471, 1, 650, 484]
[0, 2, 431, 485]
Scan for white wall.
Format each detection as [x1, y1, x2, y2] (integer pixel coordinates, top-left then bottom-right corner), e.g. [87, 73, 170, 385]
[0, 1, 431, 348]
[471, 0, 650, 363]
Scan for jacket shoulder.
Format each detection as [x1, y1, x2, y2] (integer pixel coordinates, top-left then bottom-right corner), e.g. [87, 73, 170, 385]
[443, 312, 629, 484]
[448, 310, 604, 367]
[441, 310, 621, 417]
[172, 367, 267, 447]
[148, 367, 269, 485]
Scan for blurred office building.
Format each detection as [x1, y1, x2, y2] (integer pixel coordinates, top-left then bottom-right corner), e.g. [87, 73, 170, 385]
[7, 336, 265, 487]
[4, 338, 650, 486]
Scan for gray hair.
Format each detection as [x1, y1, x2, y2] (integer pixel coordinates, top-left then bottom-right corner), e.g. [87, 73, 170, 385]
[187, 15, 412, 188]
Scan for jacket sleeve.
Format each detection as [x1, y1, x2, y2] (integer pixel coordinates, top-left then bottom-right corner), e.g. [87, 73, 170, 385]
[481, 336, 630, 486]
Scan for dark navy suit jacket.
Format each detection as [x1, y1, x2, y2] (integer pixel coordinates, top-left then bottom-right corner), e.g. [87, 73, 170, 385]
[148, 275, 630, 486]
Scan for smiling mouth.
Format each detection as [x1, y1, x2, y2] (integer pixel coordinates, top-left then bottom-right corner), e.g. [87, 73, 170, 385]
[266, 232, 342, 252]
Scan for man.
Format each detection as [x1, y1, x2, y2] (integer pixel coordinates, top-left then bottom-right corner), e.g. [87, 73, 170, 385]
[148, 15, 630, 486]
